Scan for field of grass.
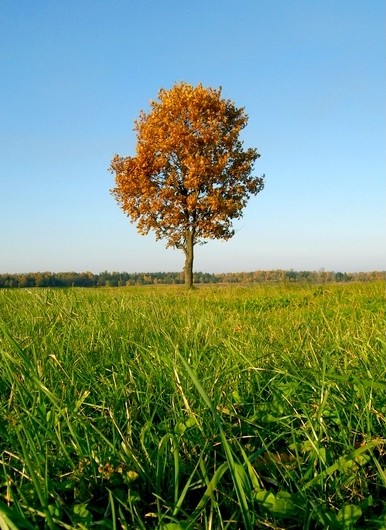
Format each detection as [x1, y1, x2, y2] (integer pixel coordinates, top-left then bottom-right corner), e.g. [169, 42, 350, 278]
[0, 282, 385, 529]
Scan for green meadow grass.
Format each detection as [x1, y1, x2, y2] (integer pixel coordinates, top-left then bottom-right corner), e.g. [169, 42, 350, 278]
[0, 282, 385, 529]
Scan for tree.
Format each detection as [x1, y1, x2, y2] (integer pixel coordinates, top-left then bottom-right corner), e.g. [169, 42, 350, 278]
[110, 82, 264, 288]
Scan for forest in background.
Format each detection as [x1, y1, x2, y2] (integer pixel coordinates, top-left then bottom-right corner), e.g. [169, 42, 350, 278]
[0, 269, 384, 288]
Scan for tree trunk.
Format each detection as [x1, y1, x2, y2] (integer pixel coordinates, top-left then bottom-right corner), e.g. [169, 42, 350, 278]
[184, 231, 194, 288]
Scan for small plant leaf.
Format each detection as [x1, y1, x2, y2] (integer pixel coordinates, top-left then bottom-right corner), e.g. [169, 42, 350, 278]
[255, 490, 276, 509]
[337, 504, 362, 528]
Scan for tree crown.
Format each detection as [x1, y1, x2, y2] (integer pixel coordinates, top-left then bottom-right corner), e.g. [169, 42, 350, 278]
[110, 82, 264, 250]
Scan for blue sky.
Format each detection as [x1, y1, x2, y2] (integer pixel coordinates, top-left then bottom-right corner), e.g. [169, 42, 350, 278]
[1, 0, 385, 274]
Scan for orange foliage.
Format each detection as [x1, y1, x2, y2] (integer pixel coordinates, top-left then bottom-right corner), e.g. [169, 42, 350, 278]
[110, 82, 264, 285]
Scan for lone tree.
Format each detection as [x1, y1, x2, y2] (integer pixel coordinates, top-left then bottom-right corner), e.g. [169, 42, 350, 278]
[110, 82, 264, 288]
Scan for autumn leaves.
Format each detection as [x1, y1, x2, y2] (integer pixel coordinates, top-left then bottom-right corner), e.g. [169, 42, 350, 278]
[110, 82, 264, 286]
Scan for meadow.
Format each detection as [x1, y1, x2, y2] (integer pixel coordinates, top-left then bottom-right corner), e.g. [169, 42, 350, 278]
[0, 282, 385, 529]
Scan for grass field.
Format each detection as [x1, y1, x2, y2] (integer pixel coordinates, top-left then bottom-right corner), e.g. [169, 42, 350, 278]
[0, 282, 385, 529]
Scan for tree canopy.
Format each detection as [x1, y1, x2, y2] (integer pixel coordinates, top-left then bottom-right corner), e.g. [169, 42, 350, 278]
[110, 82, 264, 287]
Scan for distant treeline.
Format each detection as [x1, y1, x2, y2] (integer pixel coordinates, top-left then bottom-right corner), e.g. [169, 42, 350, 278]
[0, 269, 384, 288]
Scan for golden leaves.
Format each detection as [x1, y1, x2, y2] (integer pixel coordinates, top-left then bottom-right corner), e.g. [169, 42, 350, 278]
[110, 82, 264, 250]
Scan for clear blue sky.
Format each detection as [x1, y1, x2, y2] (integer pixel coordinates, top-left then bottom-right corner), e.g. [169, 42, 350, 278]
[1, 0, 385, 274]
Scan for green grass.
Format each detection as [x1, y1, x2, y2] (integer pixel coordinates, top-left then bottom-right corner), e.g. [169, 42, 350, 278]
[0, 282, 385, 529]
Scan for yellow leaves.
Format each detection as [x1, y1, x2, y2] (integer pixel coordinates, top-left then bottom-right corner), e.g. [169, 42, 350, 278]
[186, 193, 198, 211]
[110, 82, 264, 249]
